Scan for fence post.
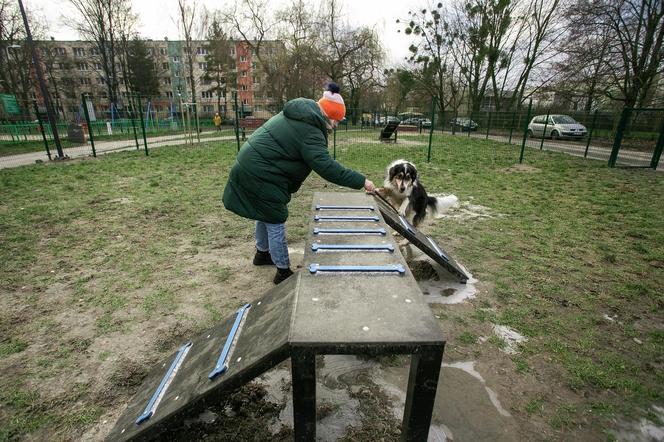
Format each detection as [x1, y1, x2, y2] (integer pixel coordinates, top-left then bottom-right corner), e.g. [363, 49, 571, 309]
[333, 127, 337, 160]
[427, 97, 437, 163]
[233, 92, 241, 153]
[519, 99, 533, 163]
[584, 109, 599, 158]
[649, 117, 664, 170]
[81, 93, 96, 157]
[467, 110, 473, 137]
[485, 110, 492, 140]
[440, 110, 445, 134]
[135, 95, 149, 156]
[540, 110, 550, 150]
[508, 109, 517, 144]
[128, 98, 140, 151]
[32, 99, 52, 160]
[452, 110, 458, 135]
[609, 107, 631, 167]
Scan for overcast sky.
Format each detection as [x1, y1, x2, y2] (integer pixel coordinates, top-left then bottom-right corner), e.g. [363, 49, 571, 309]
[29, 0, 417, 66]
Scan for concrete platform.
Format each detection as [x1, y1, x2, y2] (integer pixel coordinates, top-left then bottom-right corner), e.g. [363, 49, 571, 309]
[108, 192, 445, 442]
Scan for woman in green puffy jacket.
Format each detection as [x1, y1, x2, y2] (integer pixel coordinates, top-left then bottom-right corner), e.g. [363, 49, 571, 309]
[222, 82, 375, 284]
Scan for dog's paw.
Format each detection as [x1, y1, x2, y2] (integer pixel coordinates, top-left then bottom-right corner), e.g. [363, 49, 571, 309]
[398, 210, 407, 217]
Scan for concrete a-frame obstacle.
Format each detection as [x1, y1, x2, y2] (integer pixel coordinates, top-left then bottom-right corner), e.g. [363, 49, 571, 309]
[109, 192, 450, 441]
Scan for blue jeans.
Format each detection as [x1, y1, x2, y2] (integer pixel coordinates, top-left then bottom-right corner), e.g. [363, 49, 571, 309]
[255, 221, 290, 269]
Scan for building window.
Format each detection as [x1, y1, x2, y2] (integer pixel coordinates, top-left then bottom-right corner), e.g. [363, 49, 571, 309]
[77, 62, 88, 71]
[251, 62, 257, 69]
[94, 63, 102, 70]
[198, 62, 207, 70]
[240, 84, 248, 91]
[203, 105, 213, 112]
[56, 47, 66, 55]
[164, 78, 171, 85]
[162, 62, 169, 70]
[241, 70, 247, 77]
[160, 48, 167, 55]
[147, 48, 153, 55]
[202, 91, 213, 98]
[196, 47, 208, 55]
[175, 70, 181, 77]
[240, 55, 246, 62]
[230, 48, 236, 56]
[242, 98, 248, 105]
[58, 62, 69, 69]
[73, 47, 85, 56]
[252, 75, 258, 83]
[80, 77, 91, 85]
[90, 47, 99, 55]
[173, 55, 180, 62]
[97, 77, 104, 84]
[166, 91, 173, 98]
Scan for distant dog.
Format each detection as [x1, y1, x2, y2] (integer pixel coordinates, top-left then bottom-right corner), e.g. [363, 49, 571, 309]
[377, 159, 457, 227]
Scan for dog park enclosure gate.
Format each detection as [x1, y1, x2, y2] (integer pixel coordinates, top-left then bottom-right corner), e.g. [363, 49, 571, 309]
[110, 192, 446, 441]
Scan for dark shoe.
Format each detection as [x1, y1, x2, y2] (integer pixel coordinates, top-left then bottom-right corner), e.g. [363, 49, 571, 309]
[253, 250, 274, 266]
[273, 267, 294, 284]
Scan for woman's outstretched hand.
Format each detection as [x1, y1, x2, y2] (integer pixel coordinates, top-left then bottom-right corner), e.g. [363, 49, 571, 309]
[364, 179, 376, 193]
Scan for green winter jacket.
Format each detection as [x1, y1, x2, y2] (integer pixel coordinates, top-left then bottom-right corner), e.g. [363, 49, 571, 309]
[222, 98, 366, 223]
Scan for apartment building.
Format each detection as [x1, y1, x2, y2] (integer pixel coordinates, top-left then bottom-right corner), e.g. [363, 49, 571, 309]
[39, 38, 280, 120]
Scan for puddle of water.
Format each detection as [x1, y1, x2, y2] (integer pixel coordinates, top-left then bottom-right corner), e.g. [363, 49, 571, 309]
[441, 201, 498, 220]
[258, 357, 364, 441]
[414, 256, 478, 305]
[492, 325, 527, 355]
[611, 405, 664, 441]
[258, 356, 516, 441]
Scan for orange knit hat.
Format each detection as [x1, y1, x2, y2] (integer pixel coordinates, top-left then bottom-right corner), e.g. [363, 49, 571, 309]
[318, 82, 346, 122]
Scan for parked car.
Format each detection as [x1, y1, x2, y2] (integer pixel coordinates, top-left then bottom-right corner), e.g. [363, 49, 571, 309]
[527, 114, 587, 140]
[449, 117, 478, 131]
[420, 118, 432, 128]
[401, 118, 420, 126]
[375, 116, 400, 125]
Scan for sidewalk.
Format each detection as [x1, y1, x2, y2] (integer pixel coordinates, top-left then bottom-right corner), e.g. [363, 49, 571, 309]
[0, 131, 237, 170]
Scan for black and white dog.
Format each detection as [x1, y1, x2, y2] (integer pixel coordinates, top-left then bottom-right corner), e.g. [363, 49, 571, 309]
[377, 159, 457, 227]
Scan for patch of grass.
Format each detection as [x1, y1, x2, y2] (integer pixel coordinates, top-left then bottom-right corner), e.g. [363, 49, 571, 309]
[203, 302, 223, 322]
[525, 398, 544, 415]
[142, 288, 177, 316]
[550, 404, 577, 430]
[457, 331, 478, 345]
[1, 132, 663, 439]
[512, 356, 530, 373]
[487, 334, 507, 350]
[0, 339, 29, 357]
[209, 264, 231, 283]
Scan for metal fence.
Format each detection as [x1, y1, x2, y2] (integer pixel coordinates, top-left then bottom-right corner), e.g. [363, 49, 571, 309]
[1, 94, 663, 171]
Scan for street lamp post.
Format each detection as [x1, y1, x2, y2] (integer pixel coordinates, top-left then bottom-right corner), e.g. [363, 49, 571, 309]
[17, 0, 65, 159]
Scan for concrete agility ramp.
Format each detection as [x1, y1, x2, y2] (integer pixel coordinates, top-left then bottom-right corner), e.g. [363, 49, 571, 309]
[109, 192, 446, 441]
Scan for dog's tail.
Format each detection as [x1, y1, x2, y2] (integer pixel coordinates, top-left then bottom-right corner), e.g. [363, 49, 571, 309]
[427, 194, 459, 218]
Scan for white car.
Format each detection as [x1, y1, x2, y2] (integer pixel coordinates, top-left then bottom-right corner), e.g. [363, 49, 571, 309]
[527, 115, 587, 140]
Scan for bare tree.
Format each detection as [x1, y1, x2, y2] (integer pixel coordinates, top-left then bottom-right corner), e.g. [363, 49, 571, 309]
[566, 0, 664, 109]
[68, 0, 135, 113]
[222, 0, 289, 106]
[317, 0, 384, 120]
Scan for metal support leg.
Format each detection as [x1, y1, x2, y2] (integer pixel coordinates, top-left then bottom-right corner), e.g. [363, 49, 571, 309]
[291, 348, 316, 441]
[401, 345, 445, 442]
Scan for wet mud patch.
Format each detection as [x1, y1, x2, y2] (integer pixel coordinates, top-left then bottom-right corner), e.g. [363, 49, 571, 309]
[403, 247, 478, 305]
[498, 163, 541, 173]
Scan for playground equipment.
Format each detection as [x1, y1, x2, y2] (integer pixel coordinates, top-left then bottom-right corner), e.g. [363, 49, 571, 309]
[108, 192, 474, 441]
